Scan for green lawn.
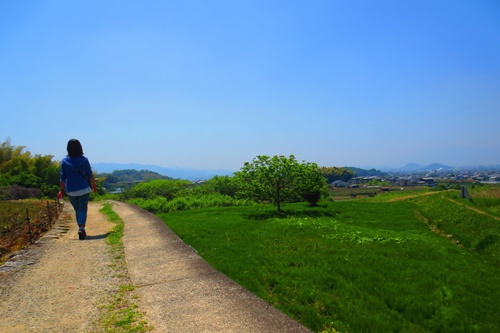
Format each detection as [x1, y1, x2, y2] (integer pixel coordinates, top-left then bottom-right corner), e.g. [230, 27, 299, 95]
[159, 198, 499, 332]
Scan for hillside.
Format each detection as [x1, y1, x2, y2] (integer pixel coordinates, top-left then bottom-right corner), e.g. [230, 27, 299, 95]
[346, 166, 387, 177]
[99, 169, 171, 192]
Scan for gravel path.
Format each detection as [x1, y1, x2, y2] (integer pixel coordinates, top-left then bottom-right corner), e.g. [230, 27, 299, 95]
[0, 202, 119, 333]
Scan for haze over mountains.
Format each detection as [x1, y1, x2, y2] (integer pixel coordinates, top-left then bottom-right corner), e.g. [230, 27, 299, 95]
[393, 163, 500, 173]
[395, 163, 454, 172]
[93, 162, 500, 181]
[93, 163, 234, 181]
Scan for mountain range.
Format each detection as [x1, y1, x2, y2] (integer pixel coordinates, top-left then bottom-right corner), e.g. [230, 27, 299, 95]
[396, 163, 454, 172]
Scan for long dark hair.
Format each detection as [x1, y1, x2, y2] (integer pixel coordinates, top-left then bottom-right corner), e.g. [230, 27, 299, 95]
[67, 139, 84, 157]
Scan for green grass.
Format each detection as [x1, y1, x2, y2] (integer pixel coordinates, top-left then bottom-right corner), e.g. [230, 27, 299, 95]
[413, 193, 500, 260]
[97, 203, 153, 333]
[159, 199, 500, 332]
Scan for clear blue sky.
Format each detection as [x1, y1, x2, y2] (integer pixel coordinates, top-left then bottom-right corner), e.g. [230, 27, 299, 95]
[1, 0, 499, 170]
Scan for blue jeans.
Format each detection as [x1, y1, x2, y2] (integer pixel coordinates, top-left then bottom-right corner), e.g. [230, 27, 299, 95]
[68, 194, 90, 228]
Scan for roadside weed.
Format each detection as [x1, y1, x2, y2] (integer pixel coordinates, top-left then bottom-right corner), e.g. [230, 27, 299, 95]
[96, 203, 153, 333]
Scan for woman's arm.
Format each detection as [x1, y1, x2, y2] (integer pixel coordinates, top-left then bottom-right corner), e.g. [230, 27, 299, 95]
[90, 177, 97, 192]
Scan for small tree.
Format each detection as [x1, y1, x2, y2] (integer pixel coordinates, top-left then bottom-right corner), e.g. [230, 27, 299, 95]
[235, 155, 326, 211]
[296, 162, 327, 206]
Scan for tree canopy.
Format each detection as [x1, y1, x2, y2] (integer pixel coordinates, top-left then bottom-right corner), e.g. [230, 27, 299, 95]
[0, 138, 60, 198]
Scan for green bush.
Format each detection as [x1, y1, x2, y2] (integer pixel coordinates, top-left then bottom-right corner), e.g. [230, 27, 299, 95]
[128, 194, 253, 214]
[128, 197, 169, 214]
[121, 179, 192, 200]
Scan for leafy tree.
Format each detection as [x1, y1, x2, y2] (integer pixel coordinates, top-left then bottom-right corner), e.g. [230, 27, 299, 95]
[0, 138, 25, 166]
[0, 138, 60, 198]
[296, 162, 328, 206]
[235, 155, 326, 211]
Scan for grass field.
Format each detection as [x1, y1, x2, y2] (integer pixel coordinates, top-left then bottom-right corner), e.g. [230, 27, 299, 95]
[159, 188, 499, 332]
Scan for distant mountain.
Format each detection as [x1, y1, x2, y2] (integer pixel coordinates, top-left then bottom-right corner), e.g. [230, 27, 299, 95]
[100, 169, 172, 182]
[399, 163, 424, 172]
[92, 163, 234, 181]
[345, 167, 387, 177]
[398, 163, 454, 172]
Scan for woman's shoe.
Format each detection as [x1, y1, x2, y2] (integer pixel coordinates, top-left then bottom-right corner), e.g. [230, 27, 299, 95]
[78, 228, 86, 240]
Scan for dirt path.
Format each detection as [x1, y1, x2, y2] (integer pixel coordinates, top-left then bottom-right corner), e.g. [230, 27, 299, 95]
[388, 190, 500, 221]
[444, 197, 500, 221]
[387, 190, 453, 202]
[0, 202, 118, 333]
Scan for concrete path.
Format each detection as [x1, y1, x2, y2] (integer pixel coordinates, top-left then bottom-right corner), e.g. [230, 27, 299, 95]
[111, 201, 312, 333]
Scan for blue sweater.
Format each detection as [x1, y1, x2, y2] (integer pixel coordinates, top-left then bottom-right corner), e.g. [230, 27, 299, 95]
[60, 156, 93, 193]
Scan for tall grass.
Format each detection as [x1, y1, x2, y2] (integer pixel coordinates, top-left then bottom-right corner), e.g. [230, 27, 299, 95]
[160, 200, 499, 332]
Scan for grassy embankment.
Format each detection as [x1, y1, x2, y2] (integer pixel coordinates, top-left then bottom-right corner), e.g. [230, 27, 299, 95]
[158, 186, 500, 332]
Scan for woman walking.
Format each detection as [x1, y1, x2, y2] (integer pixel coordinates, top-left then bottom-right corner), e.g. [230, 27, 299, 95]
[59, 139, 97, 240]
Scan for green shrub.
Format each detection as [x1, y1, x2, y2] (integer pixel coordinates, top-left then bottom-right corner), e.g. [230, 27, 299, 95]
[128, 194, 253, 213]
[121, 179, 192, 200]
[128, 197, 169, 214]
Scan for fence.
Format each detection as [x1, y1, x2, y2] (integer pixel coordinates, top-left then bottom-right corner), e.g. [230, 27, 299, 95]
[0, 199, 64, 260]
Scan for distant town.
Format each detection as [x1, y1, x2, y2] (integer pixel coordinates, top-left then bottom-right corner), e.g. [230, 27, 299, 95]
[332, 167, 500, 189]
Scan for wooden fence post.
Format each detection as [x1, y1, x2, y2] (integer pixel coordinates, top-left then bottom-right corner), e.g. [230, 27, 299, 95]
[25, 208, 33, 243]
